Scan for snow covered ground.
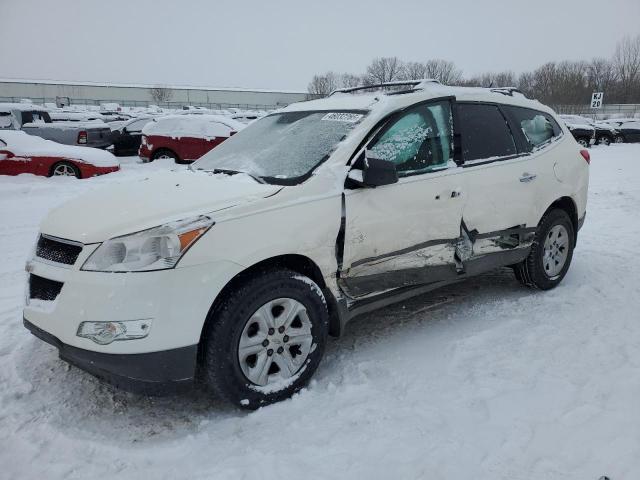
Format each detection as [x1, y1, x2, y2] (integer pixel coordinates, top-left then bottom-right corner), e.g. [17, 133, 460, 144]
[1, 146, 639, 479]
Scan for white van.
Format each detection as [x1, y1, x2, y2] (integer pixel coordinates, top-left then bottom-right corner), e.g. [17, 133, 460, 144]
[23, 81, 589, 408]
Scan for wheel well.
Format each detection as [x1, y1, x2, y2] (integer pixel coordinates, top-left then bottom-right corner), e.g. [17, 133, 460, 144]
[152, 148, 179, 161]
[545, 196, 578, 243]
[198, 255, 341, 361]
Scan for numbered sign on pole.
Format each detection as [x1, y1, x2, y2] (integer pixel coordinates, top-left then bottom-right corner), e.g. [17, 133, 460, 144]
[591, 92, 604, 109]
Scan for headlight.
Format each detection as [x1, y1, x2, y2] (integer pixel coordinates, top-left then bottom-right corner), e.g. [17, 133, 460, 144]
[82, 215, 214, 272]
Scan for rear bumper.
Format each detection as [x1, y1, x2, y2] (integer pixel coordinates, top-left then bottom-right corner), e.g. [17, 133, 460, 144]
[24, 317, 197, 395]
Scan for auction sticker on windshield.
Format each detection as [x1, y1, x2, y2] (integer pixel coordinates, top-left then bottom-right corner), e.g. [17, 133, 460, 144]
[321, 112, 364, 123]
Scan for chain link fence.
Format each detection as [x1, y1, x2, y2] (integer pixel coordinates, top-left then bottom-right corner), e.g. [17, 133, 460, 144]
[553, 104, 640, 119]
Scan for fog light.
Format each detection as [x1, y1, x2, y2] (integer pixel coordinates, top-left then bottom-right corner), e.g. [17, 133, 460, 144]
[77, 319, 152, 345]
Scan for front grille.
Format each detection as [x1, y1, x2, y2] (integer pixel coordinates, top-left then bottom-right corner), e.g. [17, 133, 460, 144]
[36, 235, 82, 265]
[29, 274, 63, 301]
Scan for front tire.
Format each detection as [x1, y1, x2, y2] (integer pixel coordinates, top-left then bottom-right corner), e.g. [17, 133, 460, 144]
[514, 209, 575, 290]
[201, 269, 329, 409]
[576, 137, 590, 148]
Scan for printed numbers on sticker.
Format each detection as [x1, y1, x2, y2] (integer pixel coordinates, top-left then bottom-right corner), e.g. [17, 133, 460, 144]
[321, 112, 363, 123]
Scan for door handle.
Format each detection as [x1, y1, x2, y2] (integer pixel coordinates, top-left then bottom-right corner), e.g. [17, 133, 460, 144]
[519, 173, 537, 183]
[451, 190, 462, 198]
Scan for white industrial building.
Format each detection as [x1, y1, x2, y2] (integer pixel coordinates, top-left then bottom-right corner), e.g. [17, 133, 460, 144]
[0, 78, 313, 110]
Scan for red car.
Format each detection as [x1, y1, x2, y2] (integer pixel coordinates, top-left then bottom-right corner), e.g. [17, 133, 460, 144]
[0, 130, 120, 178]
[139, 114, 245, 163]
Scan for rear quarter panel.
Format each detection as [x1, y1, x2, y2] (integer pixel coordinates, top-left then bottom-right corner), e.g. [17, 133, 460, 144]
[145, 135, 228, 162]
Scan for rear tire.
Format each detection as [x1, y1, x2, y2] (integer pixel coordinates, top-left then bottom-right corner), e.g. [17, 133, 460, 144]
[201, 269, 329, 409]
[151, 149, 178, 162]
[597, 135, 611, 146]
[614, 135, 625, 144]
[514, 209, 575, 290]
[50, 161, 81, 179]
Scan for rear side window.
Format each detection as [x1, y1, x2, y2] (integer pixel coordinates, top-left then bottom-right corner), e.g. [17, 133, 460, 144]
[21, 111, 49, 124]
[508, 107, 561, 149]
[457, 104, 516, 162]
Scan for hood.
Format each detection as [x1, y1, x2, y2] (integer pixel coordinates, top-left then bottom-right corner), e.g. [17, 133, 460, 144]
[40, 170, 282, 243]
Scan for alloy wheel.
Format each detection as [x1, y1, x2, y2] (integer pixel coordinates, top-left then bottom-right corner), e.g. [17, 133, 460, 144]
[542, 224, 570, 278]
[53, 163, 77, 176]
[238, 298, 313, 386]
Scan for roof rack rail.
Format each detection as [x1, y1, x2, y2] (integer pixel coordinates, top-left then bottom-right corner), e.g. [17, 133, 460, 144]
[490, 87, 524, 97]
[329, 79, 441, 96]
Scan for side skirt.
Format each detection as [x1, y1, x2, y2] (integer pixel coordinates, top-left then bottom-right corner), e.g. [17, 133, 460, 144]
[338, 246, 530, 327]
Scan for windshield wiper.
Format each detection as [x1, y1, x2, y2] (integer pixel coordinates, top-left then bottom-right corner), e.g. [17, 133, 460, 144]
[210, 168, 265, 184]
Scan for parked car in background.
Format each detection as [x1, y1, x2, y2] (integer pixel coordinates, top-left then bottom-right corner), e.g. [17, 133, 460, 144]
[49, 111, 107, 123]
[560, 115, 620, 145]
[559, 116, 595, 147]
[0, 103, 113, 149]
[0, 130, 119, 178]
[23, 81, 589, 408]
[139, 114, 245, 162]
[231, 111, 261, 124]
[109, 117, 154, 156]
[597, 119, 640, 143]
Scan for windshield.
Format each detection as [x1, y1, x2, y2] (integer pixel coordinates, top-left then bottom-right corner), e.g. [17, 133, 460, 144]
[193, 110, 367, 184]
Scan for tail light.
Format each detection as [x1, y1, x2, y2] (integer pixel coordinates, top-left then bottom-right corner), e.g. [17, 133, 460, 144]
[580, 149, 590, 164]
[77, 131, 87, 144]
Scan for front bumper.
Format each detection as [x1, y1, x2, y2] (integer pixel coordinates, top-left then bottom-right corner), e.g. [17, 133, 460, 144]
[79, 164, 120, 178]
[24, 317, 197, 394]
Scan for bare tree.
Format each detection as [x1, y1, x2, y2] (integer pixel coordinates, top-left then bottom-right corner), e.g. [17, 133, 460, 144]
[306, 37, 640, 105]
[149, 85, 173, 103]
[462, 71, 516, 87]
[307, 72, 339, 96]
[365, 57, 404, 84]
[340, 73, 361, 89]
[613, 34, 640, 102]
[401, 61, 428, 80]
[517, 71, 536, 98]
[423, 59, 463, 85]
[587, 58, 617, 93]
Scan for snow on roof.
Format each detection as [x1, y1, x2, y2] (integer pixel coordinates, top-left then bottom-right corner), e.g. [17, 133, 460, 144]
[0, 130, 119, 167]
[142, 114, 246, 139]
[0, 102, 49, 112]
[282, 83, 550, 117]
[0, 78, 309, 95]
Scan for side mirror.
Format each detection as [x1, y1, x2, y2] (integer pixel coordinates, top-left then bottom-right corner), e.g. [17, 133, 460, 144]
[361, 151, 398, 187]
[0, 150, 15, 159]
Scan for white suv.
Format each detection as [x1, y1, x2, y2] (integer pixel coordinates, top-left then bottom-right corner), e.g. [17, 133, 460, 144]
[23, 81, 589, 408]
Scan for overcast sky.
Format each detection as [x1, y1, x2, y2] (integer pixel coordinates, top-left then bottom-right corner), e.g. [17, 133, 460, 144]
[1, 0, 639, 92]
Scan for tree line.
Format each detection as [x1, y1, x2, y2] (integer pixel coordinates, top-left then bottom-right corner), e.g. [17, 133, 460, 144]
[307, 34, 640, 106]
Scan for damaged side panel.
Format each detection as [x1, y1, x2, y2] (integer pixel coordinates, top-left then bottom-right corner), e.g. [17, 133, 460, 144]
[338, 218, 534, 301]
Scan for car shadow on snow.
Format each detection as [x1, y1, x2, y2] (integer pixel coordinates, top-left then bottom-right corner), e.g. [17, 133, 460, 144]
[15, 267, 538, 444]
